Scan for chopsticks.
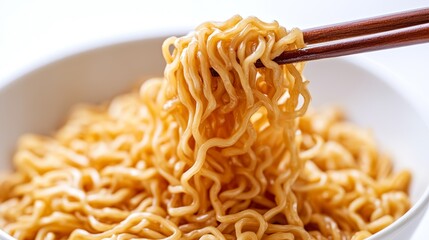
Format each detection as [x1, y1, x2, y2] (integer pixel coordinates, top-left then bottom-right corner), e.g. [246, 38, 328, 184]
[211, 8, 429, 77]
[302, 7, 429, 44]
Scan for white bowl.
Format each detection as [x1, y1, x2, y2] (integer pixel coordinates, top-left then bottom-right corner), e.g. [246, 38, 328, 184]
[0, 35, 428, 240]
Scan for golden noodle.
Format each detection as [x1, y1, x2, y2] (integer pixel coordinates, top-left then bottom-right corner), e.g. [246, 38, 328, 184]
[0, 16, 411, 240]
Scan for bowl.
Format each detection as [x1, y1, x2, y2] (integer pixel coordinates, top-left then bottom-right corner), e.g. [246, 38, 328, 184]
[0, 34, 428, 240]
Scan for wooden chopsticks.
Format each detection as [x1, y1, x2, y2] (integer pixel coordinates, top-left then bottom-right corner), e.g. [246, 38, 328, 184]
[302, 7, 429, 44]
[211, 8, 429, 77]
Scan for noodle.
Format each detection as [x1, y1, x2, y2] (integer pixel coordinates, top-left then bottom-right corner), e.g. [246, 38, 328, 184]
[0, 16, 411, 240]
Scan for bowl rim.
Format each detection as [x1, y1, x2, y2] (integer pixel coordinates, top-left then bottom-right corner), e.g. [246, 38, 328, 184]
[0, 27, 190, 91]
[0, 33, 428, 240]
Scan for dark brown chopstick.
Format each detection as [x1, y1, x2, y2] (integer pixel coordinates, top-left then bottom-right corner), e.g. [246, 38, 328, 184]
[210, 8, 429, 77]
[303, 7, 429, 44]
[261, 23, 429, 67]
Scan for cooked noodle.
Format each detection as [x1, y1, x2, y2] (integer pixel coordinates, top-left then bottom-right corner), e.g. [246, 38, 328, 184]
[0, 16, 411, 240]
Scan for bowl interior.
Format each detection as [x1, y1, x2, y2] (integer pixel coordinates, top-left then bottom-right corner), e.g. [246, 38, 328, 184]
[306, 59, 429, 201]
[0, 35, 428, 238]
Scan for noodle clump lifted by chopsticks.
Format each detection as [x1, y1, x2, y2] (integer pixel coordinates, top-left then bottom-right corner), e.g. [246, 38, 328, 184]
[0, 16, 411, 240]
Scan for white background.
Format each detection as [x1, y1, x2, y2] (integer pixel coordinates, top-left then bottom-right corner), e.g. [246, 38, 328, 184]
[0, 0, 428, 239]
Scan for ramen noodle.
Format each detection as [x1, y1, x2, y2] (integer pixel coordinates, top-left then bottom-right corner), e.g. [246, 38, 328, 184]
[0, 16, 411, 240]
